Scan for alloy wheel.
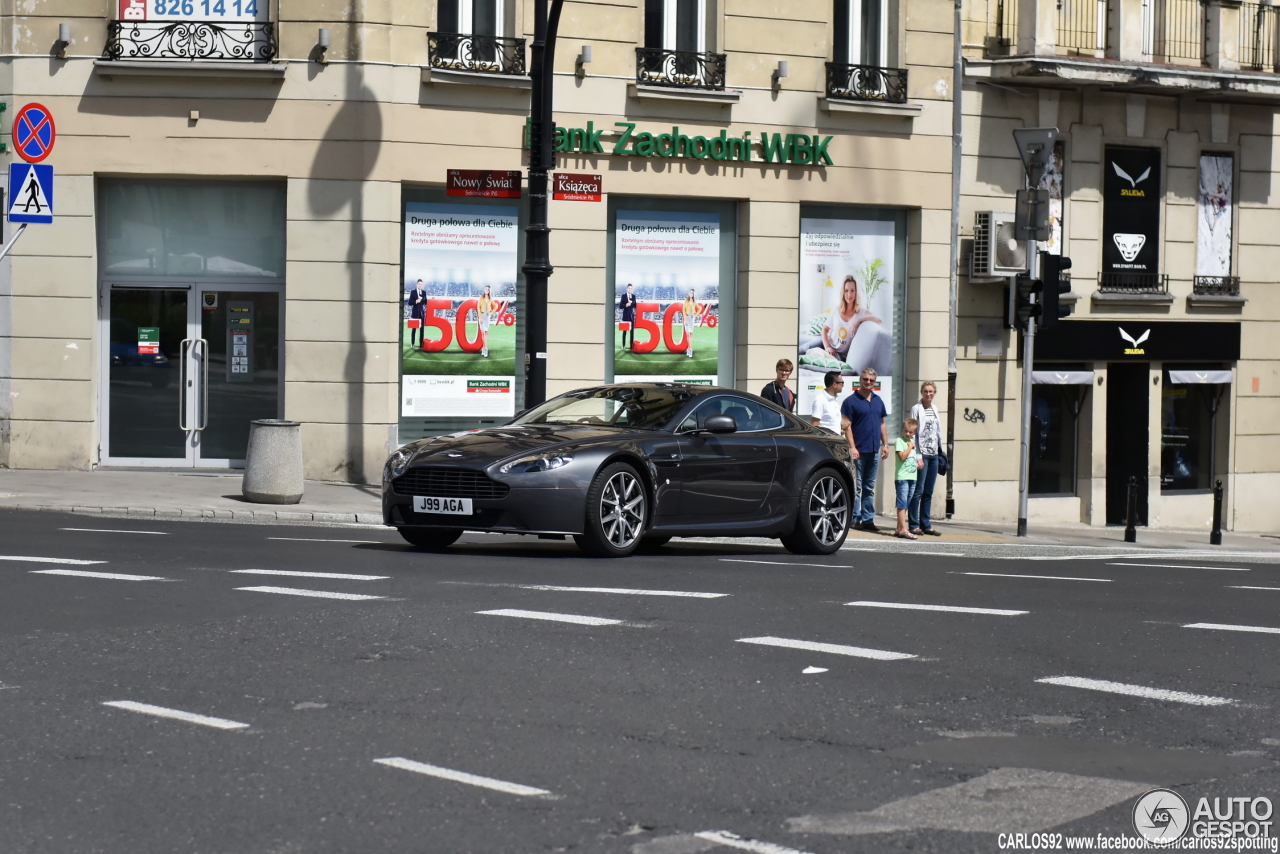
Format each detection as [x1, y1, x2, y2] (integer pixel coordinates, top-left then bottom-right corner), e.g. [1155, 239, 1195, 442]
[600, 471, 645, 548]
[808, 475, 848, 546]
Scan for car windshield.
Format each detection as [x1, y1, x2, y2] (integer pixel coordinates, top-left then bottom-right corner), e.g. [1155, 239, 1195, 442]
[513, 386, 696, 431]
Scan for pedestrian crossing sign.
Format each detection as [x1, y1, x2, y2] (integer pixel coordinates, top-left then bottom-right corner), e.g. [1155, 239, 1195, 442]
[8, 162, 54, 224]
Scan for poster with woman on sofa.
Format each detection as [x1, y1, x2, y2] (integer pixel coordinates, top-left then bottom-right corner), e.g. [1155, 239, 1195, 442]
[797, 218, 895, 417]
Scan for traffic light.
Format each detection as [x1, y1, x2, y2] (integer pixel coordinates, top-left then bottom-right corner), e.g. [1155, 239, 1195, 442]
[1014, 272, 1042, 328]
[1040, 253, 1073, 328]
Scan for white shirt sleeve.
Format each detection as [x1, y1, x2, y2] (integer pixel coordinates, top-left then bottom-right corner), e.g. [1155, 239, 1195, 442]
[811, 394, 826, 420]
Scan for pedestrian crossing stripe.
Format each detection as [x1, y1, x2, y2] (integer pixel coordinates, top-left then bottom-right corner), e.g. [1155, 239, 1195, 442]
[7, 162, 54, 224]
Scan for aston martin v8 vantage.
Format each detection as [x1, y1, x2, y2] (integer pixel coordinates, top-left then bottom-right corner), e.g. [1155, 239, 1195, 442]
[382, 384, 854, 557]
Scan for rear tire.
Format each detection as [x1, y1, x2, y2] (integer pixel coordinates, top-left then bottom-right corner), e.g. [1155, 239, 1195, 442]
[397, 527, 462, 550]
[574, 462, 647, 557]
[780, 469, 850, 555]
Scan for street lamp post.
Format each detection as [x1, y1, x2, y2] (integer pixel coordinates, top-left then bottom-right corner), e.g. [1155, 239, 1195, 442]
[522, 0, 566, 410]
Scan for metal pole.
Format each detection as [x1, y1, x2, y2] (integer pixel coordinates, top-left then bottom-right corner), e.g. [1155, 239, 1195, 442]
[1124, 475, 1138, 543]
[522, 0, 564, 410]
[0, 223, 28, 263]
[1210, 479, 1223, 545]
[1016, 241, 1037, 537]
[945, 0, 963, 519]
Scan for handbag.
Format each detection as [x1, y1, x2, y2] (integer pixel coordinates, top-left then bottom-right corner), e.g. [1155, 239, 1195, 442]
[936, 449, 949, 476]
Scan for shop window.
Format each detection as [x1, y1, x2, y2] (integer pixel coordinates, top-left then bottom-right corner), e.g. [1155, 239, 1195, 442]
[1029, 381, 1087, 496]
[1161, 369, 1229, 491]
[834, 0, 888, 68]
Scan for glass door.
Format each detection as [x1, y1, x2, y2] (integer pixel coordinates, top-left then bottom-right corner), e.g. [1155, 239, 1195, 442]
[102, 283, 282, 467]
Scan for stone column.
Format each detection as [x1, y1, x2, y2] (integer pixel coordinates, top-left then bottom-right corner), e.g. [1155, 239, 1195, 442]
[1017, 0, 1059, 55]
[1106, 0, 1147, 61]
[1206, 0, 1243, 70]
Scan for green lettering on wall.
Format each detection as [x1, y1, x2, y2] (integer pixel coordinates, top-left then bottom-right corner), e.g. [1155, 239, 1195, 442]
[760, 133, 790, 163]
[613, 122, 636, 154]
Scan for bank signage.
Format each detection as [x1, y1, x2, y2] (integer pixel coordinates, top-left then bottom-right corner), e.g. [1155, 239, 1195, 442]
[526, 119, 834, 165]
[446, 169, 522, 199]
[553, 172, 602, 202]
[1027, 320, 1240, 362]
[1102, 146, 1161, 276]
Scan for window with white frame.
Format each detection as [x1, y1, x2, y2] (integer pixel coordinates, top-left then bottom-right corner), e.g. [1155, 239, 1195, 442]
[645, 0, 707, 52]
[438, 0, 501, 36]
[834, 0, 888, 67]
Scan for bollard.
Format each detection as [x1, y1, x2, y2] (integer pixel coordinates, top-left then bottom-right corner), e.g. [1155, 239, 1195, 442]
[1210, 479, 1224, 546]
[242, 419, 304, 504]
[1124, 475, 1137, 543]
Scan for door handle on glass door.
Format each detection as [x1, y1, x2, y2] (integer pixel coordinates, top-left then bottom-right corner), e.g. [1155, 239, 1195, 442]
[196, 339, 209, 431]
[179, 338, 193, 432]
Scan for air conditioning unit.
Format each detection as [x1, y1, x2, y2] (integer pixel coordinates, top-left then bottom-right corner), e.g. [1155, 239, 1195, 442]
[969, 211, 1027, 280]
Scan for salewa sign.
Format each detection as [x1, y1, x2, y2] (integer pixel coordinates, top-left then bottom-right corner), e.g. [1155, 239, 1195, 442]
[524, 119, 834, 165]
[1119, 326, 1150, 355]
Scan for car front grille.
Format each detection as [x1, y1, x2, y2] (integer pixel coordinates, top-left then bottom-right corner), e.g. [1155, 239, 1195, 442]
[392, 466, 510, 499]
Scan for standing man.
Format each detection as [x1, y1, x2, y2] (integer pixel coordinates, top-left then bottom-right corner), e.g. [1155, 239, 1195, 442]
[840, 368, 889, 532]
[619, 283, 637, 351]
[407, 279, 427, 349]
[809, 370, 843, 432]
[761, 359, 796, 412]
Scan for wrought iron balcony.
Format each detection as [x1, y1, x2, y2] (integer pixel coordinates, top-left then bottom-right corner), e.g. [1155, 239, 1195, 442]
[428, 32, 526, 76]
[635, 47, 727, 90]
[1193, 275, 1241, 296]
[1097, 272, 1170, 294]
[103, 20, 276, 62]
[825, 62, 909, 103]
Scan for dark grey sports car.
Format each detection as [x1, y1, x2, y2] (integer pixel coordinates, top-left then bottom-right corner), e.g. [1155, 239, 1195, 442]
[382, 384, 854, 557]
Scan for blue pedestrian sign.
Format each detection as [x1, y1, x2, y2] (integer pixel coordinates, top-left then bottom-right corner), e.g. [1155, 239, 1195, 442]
[8, 163, 54, 224]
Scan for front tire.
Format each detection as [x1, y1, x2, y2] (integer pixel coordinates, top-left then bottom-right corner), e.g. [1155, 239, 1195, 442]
[574, 462, 647, 557]
[780, 469, 850, 555]
[397, 527, 462, 550]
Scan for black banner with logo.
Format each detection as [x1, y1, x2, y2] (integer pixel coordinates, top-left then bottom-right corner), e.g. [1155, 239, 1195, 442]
[1025, 320, 1240, 362]
[1102, 146, 1161, 275]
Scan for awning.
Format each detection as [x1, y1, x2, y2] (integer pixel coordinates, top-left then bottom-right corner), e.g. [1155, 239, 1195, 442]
[1168, 370, 1233, 384]
[1032, 370, 1095, 385]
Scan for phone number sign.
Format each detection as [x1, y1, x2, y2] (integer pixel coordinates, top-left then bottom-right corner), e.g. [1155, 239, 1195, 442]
[120, 0, 266, 21]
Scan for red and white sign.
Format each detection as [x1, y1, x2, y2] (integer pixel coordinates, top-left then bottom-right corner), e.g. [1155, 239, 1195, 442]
[553, 172, 602, 202]
[120, 0, 146, 19]
[446, 169, 522, 199]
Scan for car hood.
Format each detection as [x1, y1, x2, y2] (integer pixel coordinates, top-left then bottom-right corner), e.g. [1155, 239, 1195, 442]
[407, 424, 645, 466]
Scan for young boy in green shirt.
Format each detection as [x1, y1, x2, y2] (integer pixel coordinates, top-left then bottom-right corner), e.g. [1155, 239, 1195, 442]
[894, 418, 923, 540]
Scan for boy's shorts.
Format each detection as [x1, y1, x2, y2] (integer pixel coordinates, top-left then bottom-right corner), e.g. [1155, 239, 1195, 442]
[895, 479, 916, 510]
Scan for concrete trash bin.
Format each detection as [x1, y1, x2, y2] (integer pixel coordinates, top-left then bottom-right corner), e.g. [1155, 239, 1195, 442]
[242, 419, 304, 505]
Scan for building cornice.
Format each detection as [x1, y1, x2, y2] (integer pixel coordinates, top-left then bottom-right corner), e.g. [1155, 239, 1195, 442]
[965, 55, 1280, 102]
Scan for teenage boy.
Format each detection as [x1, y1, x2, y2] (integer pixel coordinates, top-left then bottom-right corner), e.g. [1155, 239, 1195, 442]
[761, 359, 796, 412]
[840, 368, 888, 532]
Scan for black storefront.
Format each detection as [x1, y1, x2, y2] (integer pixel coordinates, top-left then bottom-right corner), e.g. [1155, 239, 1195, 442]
[1024, 320, 1241, 524]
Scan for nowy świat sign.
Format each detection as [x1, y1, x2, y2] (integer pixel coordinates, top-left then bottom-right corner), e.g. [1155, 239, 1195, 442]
[525, 119, 834, 166]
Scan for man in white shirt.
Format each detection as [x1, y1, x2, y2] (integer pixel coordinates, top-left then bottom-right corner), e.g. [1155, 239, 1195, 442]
[810, 370, 845, 433]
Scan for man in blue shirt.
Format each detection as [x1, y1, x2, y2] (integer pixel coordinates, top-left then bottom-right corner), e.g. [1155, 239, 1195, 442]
[840, 367, 889, 532]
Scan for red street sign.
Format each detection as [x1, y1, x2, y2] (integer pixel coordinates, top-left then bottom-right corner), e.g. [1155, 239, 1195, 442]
[446, 169, 522, 199]
[12, 103, 56, 164]
[553, 172, 602, 202]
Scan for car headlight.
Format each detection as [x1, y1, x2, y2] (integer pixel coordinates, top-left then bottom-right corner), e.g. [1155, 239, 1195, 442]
[383, 447, 414, 480]
[499, 453, 574, 474]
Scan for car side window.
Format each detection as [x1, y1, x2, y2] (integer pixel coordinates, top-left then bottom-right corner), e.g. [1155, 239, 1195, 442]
[679, 396, 784, 433]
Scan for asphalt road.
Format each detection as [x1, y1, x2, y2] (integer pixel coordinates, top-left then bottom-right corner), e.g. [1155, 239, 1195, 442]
[2, 508, 1279, 854]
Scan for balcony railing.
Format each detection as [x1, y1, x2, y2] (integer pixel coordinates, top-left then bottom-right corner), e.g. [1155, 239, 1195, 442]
[427, 32, 526, 75]
[1239, 1, 1278, 70]
[1058, 0, 1111, 54]
[1193, 275, 1240, 295]
[635, 47, 727, 90]
[1142, 0, 1205, 62]
[102, 20, 276, 61]
[1098, 272, 1171, 293]
[825, 62, 909, 103]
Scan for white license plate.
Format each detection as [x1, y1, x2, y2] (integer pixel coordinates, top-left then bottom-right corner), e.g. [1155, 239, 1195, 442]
[413, 496, 473, 515]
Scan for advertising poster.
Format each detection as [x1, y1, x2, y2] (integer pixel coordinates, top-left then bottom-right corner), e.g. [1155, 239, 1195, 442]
[797, 218, 896, 417]
[401, 202, 519, 417]
[614, 210, 720, 385]
[1102, 146, 1161, 277]
[1197, 154, 1233, 277]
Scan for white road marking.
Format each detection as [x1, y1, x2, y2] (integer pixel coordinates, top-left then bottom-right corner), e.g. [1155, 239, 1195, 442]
[1184, 622, 1280, 636]
[802, 666, 828, 674]
[373, 757, 552, 797]
[1109, 562, 1249, 571]
[476, 608, 622, 626]
[693, 830, 813, 854]
[1036, 676, 1235, 706]
[845, 600, 1028, 616]
[720, 559, 847, 569]
[1231, 586, 1280, 592]
[1012, 551, 1272, 562]
[235, 586, 386, 601]
[514, 584, 727, 599]
[266, 537, 379, 544]
[957, 571, 1112, 583]
[231, 569, 389, 581]
[0, 554, 105, 565]
[737, 636, 916, 661]
[102, 700, 249, 730]
[32, 569, 166, 581]
[60, 528, 168, 535]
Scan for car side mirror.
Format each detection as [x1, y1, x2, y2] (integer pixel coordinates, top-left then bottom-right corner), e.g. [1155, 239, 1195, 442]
[703, 414, 737, 434]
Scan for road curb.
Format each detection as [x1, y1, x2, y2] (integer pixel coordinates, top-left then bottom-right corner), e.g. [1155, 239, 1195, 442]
[4, 503, 385, 526]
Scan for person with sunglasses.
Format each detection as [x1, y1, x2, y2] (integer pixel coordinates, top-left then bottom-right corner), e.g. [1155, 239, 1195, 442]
[809, 370, 844, 433]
